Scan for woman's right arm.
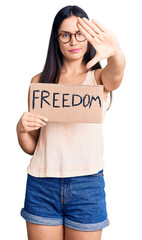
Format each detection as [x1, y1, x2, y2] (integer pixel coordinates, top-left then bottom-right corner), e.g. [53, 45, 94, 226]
[16, 73, 48, 155]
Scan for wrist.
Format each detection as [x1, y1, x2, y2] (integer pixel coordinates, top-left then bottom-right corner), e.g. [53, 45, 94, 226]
[16, 121, 26, 134]
[110, 43, 125, 60]
[107, 49, 126, 70]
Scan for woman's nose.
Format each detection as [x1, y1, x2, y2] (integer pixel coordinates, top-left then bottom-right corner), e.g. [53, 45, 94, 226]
[69, 35, 78, 45]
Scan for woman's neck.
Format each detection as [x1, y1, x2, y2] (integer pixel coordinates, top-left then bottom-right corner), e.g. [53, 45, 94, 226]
[61, 58, 87, 74]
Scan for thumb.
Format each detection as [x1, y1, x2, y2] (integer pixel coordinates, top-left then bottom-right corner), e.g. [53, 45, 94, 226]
[86, 55, 100, 70]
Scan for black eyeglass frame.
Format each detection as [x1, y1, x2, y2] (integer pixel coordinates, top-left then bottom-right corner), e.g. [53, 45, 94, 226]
[56, 31, 86, 43]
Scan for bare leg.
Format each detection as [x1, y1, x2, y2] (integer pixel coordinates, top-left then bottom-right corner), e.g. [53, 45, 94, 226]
[26, 221, 64, 240]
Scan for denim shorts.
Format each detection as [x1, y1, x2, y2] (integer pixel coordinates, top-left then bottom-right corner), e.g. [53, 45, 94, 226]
[21, 169, 109, 231]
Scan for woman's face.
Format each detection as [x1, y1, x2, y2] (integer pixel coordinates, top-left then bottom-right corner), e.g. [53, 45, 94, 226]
[57, 16, 88, 62]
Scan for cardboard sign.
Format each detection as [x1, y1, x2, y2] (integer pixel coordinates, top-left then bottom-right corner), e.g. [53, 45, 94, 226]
[29, 83, 104, 123]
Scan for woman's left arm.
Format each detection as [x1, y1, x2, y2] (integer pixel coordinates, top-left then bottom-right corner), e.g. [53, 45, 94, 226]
[101, 48, 126, 92]
[77, 17, 126, 92]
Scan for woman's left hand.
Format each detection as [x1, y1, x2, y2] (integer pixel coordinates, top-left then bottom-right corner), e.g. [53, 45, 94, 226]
[76, 17, 122, 70]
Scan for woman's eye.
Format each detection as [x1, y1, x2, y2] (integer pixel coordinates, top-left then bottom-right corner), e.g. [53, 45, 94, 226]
[77, 32, 82, 36]
[62, 34, 69, 38]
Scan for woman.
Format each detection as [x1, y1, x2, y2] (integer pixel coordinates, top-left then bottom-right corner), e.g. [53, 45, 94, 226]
[16, 5, 126, 240]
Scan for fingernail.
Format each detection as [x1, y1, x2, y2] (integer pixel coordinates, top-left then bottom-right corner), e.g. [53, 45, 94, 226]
[45, 118, 48, 121]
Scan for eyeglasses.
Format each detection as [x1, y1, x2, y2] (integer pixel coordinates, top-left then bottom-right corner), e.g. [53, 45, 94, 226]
[57, 31, 86, 43]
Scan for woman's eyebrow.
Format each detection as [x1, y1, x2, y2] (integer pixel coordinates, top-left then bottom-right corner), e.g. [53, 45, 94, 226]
[60, 30, 79, 33]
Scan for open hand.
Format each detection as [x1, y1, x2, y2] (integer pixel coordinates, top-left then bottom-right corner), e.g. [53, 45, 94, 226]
[76, 17, 121, 69]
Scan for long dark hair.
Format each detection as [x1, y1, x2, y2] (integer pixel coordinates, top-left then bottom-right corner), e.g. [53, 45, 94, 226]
[39, 5, 112, 110]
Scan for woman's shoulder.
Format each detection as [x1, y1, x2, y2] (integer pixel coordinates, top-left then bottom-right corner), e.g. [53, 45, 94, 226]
[31, 72, 42, 83]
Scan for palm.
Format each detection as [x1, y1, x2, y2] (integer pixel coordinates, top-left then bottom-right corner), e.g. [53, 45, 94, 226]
[77, 17, 121, 69]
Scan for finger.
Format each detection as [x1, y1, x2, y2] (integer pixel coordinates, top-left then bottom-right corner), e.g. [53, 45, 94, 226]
[86, 56, 100, 70]
[91, 19, 107, 32]
[26, 121, 45, 128]
[26, 126, 42, 132]
[27, 112, 48, 122]
[27, 116, 47, 125]
[76, 22, 95, 43]
[77, 17, 97, 39]
[81, 17, 102, 34]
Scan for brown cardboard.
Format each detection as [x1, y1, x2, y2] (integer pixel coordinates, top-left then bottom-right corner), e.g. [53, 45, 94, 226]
[29, 83, 104, 123]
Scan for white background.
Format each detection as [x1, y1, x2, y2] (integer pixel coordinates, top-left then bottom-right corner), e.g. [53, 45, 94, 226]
[1, 0, 142, 239]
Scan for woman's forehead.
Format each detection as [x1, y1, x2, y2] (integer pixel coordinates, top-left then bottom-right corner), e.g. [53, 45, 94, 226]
[58, 16, 79, 33]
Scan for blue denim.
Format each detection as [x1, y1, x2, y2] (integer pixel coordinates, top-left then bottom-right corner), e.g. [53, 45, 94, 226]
[21, 170, 109, 231]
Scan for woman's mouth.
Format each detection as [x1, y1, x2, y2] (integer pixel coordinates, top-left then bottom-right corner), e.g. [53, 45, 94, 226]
[69, 48, 80, 53]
